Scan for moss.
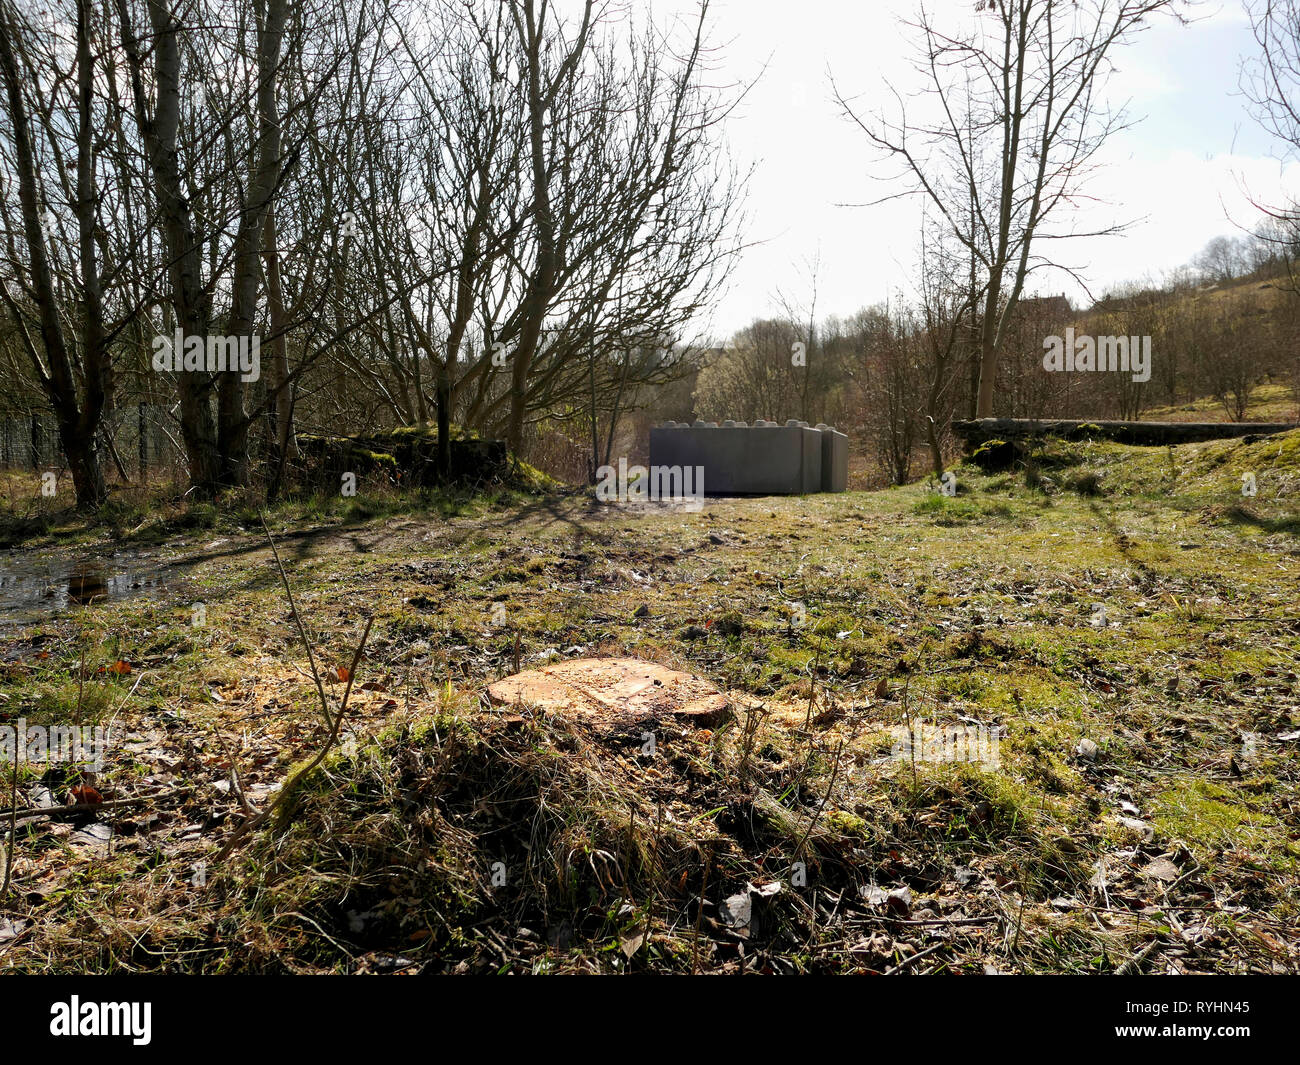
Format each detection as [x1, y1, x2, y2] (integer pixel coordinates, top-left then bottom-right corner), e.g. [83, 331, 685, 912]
[353, 449, 398, 469]
[824, 809, 869, 837]
[1151, 778, 1279, 851]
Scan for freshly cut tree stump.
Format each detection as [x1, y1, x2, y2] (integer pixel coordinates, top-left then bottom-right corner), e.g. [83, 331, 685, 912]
[486, 658, 732, 729]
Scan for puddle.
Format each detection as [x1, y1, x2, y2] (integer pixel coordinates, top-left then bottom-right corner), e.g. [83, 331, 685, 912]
[67, 564, 110, 605]
[0, 550, 180, 627]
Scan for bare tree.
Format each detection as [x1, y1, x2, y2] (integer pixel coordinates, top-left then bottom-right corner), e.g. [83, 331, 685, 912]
[914, 220, 979, 475]
[836, 0, 1189, 418]
[774, 249, 824, 423]
[1193, 235, 1250, 284]
[0, 1, 123, 507]
[1244, 0, 1300, 410]
[862, 301, 926, 486]
[695, 318, 805, 424]
[485, 0, 744, 454]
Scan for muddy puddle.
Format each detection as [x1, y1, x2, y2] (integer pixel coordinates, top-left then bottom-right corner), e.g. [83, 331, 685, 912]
[0, 550, 180, 627]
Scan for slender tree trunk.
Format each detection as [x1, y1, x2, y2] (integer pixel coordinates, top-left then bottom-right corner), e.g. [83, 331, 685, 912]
[220, 0, 286, 489]
[436, 364, 451, 480]
[0, 1, 108, 507]
[137, 402, 148, 477]
[976, 332, 998, 418]
[588, 347, 599, 483]
[263, 205, 295, 466]
[122, 0, 222, 493]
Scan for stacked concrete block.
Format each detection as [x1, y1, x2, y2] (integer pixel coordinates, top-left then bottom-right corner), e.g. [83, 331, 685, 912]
[815, 423, 848, 492]
[649, 420, 848, 495]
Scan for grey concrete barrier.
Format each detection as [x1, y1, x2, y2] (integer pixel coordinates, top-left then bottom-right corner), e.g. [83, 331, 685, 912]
[815, 423, 848, 492]
[648, 421, 847, 495]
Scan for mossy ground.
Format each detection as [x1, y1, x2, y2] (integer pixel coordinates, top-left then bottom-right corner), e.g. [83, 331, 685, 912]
[1143, 381, 1298, 424]
[0, 432, 1296, 973]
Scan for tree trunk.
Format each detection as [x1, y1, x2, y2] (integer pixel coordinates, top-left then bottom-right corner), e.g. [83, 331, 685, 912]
[57, 418, 106, 507]
[218, 0, 286, 490]
[137, 402, 148, 477]
[263, 205, 295, 466]
[123, 0, 222, 494]
[436, 363, 451, 481]
[975, 333, 998, 418]
[0, 3, 107, 508]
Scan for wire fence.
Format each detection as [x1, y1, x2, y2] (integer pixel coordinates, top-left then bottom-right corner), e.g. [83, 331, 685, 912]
[0, 404, 184, 476]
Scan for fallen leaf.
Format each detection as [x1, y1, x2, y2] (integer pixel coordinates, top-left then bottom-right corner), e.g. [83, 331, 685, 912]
[67, 784, 102, 806]
[719, 892, 752, 932]
[885, 885, 912, 915]
[0, 918, 28, 943]
[70, 822, 112, 846]
[1141, 858, 1180, 882]
[861, 885, 887, 907]
[1118, 816, 1155, 842]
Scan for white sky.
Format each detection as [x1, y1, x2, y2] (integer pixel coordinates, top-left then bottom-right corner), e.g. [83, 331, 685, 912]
[638, 0, 1300, 338]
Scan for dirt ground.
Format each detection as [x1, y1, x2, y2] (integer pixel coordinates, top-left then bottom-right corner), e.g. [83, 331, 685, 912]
[0, 431, 1297, 973]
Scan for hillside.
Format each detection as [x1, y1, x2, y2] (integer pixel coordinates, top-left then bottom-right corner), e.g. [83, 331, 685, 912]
[1067, 269, 1300, 425]
[1142, 383, 1298, 424]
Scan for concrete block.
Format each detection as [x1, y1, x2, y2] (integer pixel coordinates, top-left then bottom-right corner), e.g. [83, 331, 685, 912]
[649, 421, 840, 495]
[815, 424, 848, 492]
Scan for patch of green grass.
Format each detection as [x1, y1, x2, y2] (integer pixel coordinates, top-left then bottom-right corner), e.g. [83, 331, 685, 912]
[1151, 778, 1279, 852]
[911, 493, 983, 524]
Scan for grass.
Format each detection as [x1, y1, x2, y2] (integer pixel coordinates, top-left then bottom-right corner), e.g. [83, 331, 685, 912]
[1142, 382, 1298, 424]
[0, 430, 1297, 973]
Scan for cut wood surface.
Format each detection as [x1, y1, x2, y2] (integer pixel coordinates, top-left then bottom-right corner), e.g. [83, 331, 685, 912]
[487, 657, 732, 729]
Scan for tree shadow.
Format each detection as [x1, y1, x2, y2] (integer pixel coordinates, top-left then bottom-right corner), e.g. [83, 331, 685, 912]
[1086, 499, 1160, 587]
[1221, 503, 1300, 537]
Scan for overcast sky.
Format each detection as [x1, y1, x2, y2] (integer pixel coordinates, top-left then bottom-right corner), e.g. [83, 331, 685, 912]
[644, 0, 1300, 338]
